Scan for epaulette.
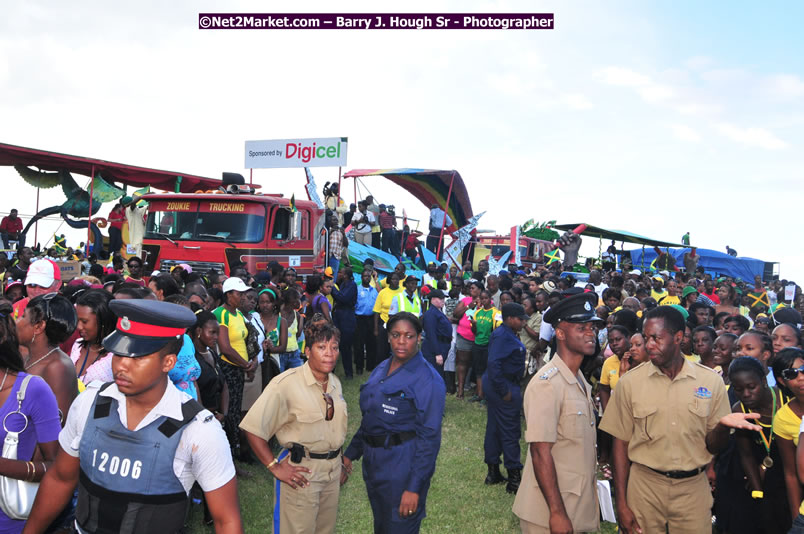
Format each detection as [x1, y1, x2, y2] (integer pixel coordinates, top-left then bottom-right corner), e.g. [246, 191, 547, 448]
[272, 367, 300, 384]
[539, 366, 559, 380]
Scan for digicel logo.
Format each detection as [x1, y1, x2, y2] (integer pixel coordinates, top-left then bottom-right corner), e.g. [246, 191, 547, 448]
[285, 141, 342, 163]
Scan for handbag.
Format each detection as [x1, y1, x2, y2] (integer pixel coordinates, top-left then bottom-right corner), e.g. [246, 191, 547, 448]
[0, 374, 39, 520]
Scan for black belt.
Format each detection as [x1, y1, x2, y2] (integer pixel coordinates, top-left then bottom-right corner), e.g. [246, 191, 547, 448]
[646, 465, 706, 479]
[290, 443, 341, 461]
[364, 431, 416, 448]
[308, 448, 342, 460]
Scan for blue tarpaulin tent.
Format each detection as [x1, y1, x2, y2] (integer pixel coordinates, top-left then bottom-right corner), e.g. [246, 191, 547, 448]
[628, 247, 766, 281]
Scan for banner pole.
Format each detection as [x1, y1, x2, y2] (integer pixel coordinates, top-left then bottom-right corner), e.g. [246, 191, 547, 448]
[338, 167, 343, 206]
[436, 171, 456, 259]
[34, 187, 40, 248]
[87, 165, 95, 253]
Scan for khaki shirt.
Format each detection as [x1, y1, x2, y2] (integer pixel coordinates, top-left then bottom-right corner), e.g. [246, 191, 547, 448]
[513, 355, 599, 532]
[599, 358, 730, 472]
[240, 363, 347, 472]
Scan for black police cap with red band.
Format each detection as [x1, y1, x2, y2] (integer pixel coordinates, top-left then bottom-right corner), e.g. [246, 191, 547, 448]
[102, 300, 197, 358]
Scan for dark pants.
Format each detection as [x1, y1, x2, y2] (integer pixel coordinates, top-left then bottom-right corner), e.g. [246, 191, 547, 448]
[364, 440, 429, 534]
[376, 322, 390, 363]
[426, 230, 440, 253]
[381, 228, 396, 255]
[108, 226, 122, 256]
[472, 344, 489, 377]
[483, 377, 523, 470]
[372, 232, 381, 249]
[220, 361, 245, 455]
[333, 308, 355, 378]
[423, 353, 445, 383]
[354, 315, 376, 372]
[1, 232, 23, 250]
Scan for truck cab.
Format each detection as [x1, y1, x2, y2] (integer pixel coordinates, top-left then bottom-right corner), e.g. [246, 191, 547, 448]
[475, 235, 554, 270]
[140, 190, 325, 276]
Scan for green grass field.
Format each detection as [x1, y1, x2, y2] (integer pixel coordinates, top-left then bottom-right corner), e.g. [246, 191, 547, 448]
[188, 371, 618, 533]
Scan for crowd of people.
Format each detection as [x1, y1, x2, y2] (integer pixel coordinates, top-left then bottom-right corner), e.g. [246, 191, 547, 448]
[0, 211, 803, 533]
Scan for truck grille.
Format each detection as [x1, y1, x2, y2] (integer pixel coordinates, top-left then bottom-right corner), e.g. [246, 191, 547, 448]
[159, 259, 226, 275]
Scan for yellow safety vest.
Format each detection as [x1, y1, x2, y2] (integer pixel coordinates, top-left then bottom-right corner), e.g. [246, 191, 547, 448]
[427, 279, 451, 291]
[393, 292, 422, 316]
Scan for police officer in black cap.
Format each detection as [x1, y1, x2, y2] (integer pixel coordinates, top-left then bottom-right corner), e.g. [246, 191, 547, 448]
[513, 292, 603, 533]
[483, 302, 529, 493]
[24, 300, 244, 534]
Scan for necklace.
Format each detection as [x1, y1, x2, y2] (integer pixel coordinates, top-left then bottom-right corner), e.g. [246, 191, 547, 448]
[25, 347, 59, 370]
[743, 390, 777, 469]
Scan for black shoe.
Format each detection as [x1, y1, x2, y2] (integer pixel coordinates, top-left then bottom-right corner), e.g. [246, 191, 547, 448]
[506, 468, 521, 494]
[484, 463, 507, 485]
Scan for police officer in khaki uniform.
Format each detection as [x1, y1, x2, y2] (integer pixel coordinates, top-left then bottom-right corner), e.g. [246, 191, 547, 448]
[513, 292, 602, 534]
[600, 306, 762, 534]
[241, 321, 347, 534]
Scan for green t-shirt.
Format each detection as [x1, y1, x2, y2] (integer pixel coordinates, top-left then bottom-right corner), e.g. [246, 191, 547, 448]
[474, 307, 502, 346]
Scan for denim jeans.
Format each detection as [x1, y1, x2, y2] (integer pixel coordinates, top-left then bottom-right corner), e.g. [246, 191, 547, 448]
[279, 349, 303, 372]
[790, 514, 804, 534]
[328, 255, 340, 280]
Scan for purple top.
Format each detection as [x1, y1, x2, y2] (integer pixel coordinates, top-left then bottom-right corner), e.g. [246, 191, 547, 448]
[0, 372, 60, 532]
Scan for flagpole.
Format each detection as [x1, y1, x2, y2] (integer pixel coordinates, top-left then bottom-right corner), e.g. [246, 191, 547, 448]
[87, 165, 95, 254]
[436, 171, 456, 260]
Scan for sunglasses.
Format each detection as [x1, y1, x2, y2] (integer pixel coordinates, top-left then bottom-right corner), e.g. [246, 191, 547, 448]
[781, 366, 804, 381]
[323, 393, 334, 421]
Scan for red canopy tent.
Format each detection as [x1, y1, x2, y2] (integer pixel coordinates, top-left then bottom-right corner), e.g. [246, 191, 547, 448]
[0, 142, 222, 192]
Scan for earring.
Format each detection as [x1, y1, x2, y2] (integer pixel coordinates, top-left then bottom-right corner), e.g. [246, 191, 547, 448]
[31, 333, 36, 345]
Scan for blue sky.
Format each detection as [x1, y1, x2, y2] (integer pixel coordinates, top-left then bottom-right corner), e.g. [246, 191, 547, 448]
[1, 1, 802, 280]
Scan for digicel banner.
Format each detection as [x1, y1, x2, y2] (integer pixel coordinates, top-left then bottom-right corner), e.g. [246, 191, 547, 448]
[245, 137, 348, 169]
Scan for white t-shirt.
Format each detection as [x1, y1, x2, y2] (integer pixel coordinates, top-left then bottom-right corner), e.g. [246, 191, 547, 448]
[539, 307, 555, 342]
[60, 380, 235, 494]
[352, 210, 375, 233]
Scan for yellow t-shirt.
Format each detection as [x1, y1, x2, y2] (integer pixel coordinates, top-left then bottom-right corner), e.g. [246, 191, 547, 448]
[600, 355, 621, 389]
[373, 286, 404, 324]
[773, 403, 801, 445]
[213, 306, 249, 366]
[658, 295, 681, 306]
[684, 353, 700, 364]
[381, 276, 408, 289]
[773, 402, 804, 514]
[651, 289, 668, 301]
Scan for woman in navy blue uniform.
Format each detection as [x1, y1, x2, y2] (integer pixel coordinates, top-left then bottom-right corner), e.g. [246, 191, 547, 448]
[344, 312, 446, 533]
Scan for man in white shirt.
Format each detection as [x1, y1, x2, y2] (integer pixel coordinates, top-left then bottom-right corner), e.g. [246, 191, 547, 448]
[24, 300, 242, 534]
[351, 201, 376, 246]
[427, 204, 453, 252]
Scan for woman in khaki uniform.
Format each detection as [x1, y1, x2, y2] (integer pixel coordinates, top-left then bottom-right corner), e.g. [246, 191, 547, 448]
[241, 321, 348, 534]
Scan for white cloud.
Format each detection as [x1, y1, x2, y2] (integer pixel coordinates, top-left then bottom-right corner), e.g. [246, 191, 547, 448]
[700, 68, 747, 83]
[714, 122, 788, 150]
[685, 56, 713, 70]
[562, 93, 593, 109]
[597, 66, 675, 103]
[766, 74, 804, 99]
[670, 124, 701, 142]
[597, 66, 653, 87]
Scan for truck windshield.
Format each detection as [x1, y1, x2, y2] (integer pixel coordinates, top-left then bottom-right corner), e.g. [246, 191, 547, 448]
[491, 245, 528, 259]
[144, 199, 267, 243]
